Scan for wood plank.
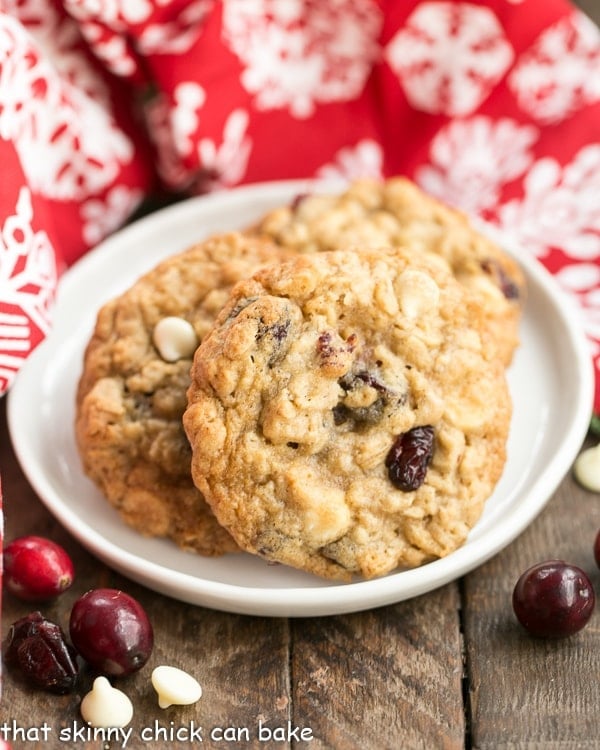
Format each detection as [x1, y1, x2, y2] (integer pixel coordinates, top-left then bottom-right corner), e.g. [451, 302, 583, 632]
[463, 458, 600, 749]
[291, 584, 465, 750]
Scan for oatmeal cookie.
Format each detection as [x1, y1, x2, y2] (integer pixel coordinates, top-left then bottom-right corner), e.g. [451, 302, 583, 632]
[250, 177, 525, 365]
[184, 247, 512, 580]
[76, 232, 292, 556]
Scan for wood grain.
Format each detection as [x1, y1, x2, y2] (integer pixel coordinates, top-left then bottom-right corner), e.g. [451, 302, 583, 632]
[291, 589, 464, 750]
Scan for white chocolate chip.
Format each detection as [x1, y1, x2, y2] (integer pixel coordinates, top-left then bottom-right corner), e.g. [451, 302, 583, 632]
[396, 269, 440, 319]
[152, 316, 198, 362]
[574, 444, 600, 492]
[151, 665, 202, 709]
[80, 676, 133, 728]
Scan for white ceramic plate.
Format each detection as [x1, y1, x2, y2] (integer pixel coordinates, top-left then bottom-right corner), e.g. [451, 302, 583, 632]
[8, 180, 594, 617]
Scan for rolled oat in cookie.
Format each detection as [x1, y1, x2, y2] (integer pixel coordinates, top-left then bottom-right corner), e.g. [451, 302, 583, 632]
[75, 232, 294, 556]
[184, 247, 512, 580]
[250, 177, 525, 366]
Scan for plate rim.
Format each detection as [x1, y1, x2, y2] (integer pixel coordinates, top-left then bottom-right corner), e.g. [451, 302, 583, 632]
[7, 179, 595, 617]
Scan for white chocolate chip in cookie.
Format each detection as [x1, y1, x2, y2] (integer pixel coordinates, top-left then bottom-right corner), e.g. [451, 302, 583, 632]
[574, 444, 600, 492]
[396, 269, 440, 319]
[286, 465, 352, 545]
[152, 316, 198, 362]
[80, 676, 133, 728]
[152, 665, 202, 709]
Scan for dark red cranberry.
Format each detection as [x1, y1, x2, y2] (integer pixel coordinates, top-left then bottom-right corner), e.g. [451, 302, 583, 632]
[481, 258, 520, 299]
[3, 612, 79, 693]
[3, 535, 74, 601]
[512, 560, 595, 638]
[385, 426, 435, 491]
[69, 588, 154, 676]
[290, 192, 309, 211]
[594, 530, 600, 569]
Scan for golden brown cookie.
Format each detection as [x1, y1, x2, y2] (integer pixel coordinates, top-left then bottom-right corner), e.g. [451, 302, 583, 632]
[250, 177, 525, 365]
[75, 232, 293, 556]
[184, 247, 512, 580]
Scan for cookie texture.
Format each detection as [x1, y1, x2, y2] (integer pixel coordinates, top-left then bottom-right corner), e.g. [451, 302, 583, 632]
[251, 177, 525, 365]
[184, 248, 512, 580]
[75, 232, 292, 556]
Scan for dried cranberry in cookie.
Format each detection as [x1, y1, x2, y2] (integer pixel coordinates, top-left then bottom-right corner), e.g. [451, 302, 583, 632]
[184, 247, 512, 580]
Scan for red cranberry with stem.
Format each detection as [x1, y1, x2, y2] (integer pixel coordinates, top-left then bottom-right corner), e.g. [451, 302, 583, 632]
[4, 535, 74, 601]
[3, 611, 79, 693]
[69, 588, 154, 676]
[512, 560, 595, 638]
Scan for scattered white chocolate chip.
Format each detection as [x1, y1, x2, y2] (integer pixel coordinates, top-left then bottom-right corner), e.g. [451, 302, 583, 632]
[80, 676, 133, 728]
[152, 316, 198, 362]
[151, 665, 202, 709]
[396, 269, 440, 319]
[574, 444, 600, 492]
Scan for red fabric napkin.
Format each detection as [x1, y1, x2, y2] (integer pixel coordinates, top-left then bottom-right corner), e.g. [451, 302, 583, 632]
[1, 0, 599, 414]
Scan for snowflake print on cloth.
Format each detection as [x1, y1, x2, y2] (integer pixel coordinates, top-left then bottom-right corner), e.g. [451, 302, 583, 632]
[509, 12, 600, 124]
[385, 2, 513, 116]
[0, 188, 57, 394]
[144, 81, 207, 188]
[63, 0, 214, 78]
[497, 145, 600, 261]
[145, 85, 251, 191]
[170, 82, 206, 159]
[221, 0, 383, 119]
[0, 13, 134, 201]
[197, 109, 252, 191]
[315, 139, 384, 183]
[80, 185, 145, 246]
[4, 0, 112, 104]
[414, 117, 538, 214]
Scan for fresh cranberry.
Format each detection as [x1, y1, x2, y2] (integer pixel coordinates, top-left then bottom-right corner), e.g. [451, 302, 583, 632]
[3, 611, 79, 693]
[3, 535, 74, 601]
[512, 560, 595, 638]
[594, 530, 600, 569]
[69, 588, 154, 676]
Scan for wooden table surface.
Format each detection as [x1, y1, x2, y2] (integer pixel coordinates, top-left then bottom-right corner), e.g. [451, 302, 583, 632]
[3, 3, 600, 747]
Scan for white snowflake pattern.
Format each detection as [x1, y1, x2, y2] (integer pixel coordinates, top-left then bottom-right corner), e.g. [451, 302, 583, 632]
[197, 109, 252, 191]
[497, 145, 600, 260]
[170, 82, 206, 158]
[80, 185, 145, 246]
[65, 0, 177, 27]
[0, 187, 57, 394]
[3, 0, 111, 104]
[64, 0, 214, 76]
[385, 2, 513, 117]
[143, 81, 207, 188]
[145, 88, 251, 191]
[0, 14, 134, 201]
[508, 12, 600, 124]
[144, 91, 189, 188]
[221, 0, 382, 119]
[414, 117, 538, 214]
[138, 1, 214, 55]
[315, 139, 384, 182]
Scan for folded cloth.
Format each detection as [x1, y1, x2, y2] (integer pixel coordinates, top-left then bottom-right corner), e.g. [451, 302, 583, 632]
[1, 0, 599, 414]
